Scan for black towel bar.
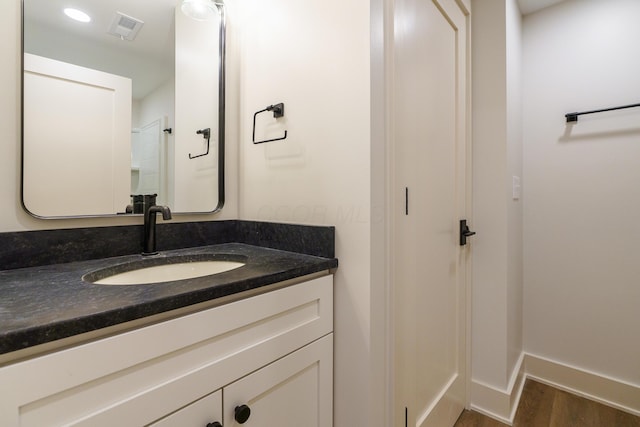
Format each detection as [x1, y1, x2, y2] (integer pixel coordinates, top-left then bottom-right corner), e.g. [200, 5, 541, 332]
[565, 102, 640, 123]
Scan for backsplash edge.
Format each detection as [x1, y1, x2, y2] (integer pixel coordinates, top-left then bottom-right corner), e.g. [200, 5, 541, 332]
[0, 220, 335, 270]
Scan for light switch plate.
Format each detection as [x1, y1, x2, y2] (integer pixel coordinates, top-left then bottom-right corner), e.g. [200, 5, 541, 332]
[512, 176, 521, 200]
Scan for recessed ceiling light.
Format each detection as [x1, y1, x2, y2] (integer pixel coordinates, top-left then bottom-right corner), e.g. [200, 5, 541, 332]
[64, 8, 91, 23]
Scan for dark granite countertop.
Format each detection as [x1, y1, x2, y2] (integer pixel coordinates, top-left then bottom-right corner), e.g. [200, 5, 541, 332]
[0, 243, 338, 357]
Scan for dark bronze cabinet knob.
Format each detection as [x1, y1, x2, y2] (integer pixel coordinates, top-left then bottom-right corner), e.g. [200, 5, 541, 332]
[234, 404, 251, 424]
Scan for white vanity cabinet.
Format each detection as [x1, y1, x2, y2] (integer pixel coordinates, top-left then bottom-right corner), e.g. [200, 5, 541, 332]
[149, 390, 223, 427]
[0, 274, 333, 427]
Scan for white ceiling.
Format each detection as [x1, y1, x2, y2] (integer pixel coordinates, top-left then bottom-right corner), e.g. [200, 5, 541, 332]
[517, 0, 566, 15]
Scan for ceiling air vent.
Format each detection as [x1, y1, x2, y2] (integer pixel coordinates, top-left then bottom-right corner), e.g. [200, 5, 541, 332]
[108, 12, 144, 41]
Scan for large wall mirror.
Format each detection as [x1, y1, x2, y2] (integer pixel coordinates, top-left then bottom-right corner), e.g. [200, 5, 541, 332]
[21, 0, 225, 218]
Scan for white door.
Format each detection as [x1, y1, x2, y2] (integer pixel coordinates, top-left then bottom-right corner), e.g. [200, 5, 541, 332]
[392, 0, 471, 426]
[131, 117, 169, 204]
[223, 335, 333, 427]
[23, 53, 132, 217]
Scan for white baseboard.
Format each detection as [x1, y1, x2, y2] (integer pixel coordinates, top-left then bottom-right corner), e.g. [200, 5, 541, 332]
[524, 353, 640, 417]
[470, 352, 640, 424]
[469, 352, 526, 425]
[418, 374, 466, 427]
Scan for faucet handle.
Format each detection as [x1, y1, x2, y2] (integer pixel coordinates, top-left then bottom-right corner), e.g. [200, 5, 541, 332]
[143, 194, 158, 209]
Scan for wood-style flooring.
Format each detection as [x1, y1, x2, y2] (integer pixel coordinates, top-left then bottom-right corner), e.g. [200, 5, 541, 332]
[454, 379, 640, 427]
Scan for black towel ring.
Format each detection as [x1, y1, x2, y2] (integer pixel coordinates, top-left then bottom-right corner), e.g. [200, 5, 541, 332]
[189, 128, 211, 159]
[253, 103, 288, 144]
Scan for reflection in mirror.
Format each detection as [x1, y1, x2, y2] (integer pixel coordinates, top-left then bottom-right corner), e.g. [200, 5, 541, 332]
[21, 0, 225, 217]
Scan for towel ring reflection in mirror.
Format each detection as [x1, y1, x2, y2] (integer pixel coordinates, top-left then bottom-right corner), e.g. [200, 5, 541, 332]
[189, 128, 211, 159]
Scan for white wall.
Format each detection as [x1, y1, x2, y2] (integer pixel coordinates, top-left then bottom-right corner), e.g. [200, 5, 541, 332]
[369, 0, 389, 423]
[505, 0, 524, 388]
[235, 0, 374, 425]
[523, 0, 640, 387]
[472, 0, 508, 388]
[470, 0, 524, 420]
[137, 79, 174, 130]
[0, 0, 237, 232]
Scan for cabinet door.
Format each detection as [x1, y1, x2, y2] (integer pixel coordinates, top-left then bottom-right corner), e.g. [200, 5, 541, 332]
[149, 390, 222, 427]
[224, 334, 333, 427]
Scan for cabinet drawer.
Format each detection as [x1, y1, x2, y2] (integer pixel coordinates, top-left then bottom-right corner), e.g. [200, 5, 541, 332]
[149, 390, 222, 427]
[0, 275, 333, 427]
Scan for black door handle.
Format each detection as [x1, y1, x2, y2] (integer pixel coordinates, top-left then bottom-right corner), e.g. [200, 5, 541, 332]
[460, 219, 476, 246]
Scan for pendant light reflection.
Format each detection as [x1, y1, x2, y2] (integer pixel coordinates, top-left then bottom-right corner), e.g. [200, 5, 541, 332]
[181, 0, 223, 21]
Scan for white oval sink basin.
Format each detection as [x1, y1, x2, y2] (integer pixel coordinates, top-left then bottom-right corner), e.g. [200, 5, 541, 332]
[92, 260, 245, 285]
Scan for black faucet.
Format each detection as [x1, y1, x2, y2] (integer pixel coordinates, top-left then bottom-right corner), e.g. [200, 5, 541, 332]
[142, 194, 172, 255]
